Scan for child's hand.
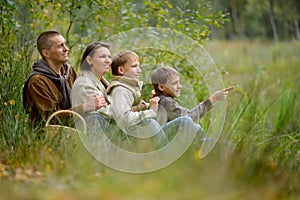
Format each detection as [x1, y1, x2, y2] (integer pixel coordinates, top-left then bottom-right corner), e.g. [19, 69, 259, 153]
[209, 86, 235, 104]
[149, 96, 160, 112]
[151, 90, 156, 98]
[132, 100, 148, 111]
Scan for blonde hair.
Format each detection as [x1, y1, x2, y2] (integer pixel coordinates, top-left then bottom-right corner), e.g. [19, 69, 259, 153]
[111, 50, 139, 75]
[151, 66, 179, 95]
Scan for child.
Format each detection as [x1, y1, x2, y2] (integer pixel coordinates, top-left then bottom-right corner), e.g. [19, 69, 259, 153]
[151, 66, 234, 140]
[106, 51, 201, 149]
[106, 50, 166, 145]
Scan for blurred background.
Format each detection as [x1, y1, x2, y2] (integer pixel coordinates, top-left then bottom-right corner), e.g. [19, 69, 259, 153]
[0, 0, 299, 199]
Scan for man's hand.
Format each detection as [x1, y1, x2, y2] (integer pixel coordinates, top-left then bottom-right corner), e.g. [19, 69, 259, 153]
[82, 94, 108, 112]
[208, 86, 235, 104]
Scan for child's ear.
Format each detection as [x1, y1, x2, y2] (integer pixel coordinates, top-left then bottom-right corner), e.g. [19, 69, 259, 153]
[158, 84, 165, 91]
[117, 66, 124, 75]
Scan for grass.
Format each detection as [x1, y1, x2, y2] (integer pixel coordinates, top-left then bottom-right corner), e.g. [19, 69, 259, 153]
[0, 40, 300, 199]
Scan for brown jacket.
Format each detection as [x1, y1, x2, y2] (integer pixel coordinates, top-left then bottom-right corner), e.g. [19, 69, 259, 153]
[23, 60, 77, 124]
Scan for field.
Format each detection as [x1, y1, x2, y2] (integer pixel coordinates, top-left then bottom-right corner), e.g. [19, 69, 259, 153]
[0, 40, 299, 200]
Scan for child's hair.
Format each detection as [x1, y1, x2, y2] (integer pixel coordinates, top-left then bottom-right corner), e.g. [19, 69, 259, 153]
[151, 66, 179, 95]
[111, 50, 139, 76]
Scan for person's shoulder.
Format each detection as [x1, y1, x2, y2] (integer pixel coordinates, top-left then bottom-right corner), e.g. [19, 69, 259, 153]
[27, 74, 53, 90]
[159, 95, 175, 103]
[74, 74, 92, 82]
[68, 65, 77, 78]
[159, 94, 173, 99]
[112, 84, 130, 92]
[28, 74, 50, 84]
[107, 80, 130, 92]
[108, 84, 132, 99]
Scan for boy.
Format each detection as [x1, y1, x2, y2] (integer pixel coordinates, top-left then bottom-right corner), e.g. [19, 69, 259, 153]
[151, 66, 234, 124]
[106, 51, 199, 148]
[106, 50, 165, 141]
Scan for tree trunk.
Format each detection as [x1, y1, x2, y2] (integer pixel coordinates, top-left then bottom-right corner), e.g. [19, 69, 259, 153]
[268, 0, 279, 42]
[231, 7, 242, 38]
[295, 19, 300, 41]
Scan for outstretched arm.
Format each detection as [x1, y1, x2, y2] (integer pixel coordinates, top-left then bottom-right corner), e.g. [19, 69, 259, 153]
[208, 86, 235, 104]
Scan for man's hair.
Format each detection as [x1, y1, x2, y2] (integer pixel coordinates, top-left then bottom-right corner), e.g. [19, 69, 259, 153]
[151, 66, 179, 95]
[37, 31, 61, 58]
[111, 50, 139, 76]
[80, 42, 110, 71]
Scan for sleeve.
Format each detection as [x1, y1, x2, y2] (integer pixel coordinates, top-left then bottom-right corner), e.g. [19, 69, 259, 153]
[109, 87, 156, 130]
[71, 77, 104, 107]
[160, 96, 212, 121]
[28, 76, 61, 112]
[71, 77, 111, 117]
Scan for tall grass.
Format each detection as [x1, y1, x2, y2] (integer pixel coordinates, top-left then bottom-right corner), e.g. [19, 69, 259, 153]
[206, 40, 300, 198]
[0, 40, 299, 199]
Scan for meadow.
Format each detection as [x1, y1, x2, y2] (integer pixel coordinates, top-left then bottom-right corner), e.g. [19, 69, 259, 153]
[0, 40, 299, 200]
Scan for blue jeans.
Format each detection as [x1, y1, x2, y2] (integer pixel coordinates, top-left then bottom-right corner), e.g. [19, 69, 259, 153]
[163, 116, 206, 143]
[128, 116, 206, 149]
[82, 114, 205, 151]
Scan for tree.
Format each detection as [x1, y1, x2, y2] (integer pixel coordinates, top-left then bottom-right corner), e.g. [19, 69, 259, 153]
[213, 0, 300, 41]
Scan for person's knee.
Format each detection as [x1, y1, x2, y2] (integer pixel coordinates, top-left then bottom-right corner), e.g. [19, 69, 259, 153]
[177, 116, 194, 124]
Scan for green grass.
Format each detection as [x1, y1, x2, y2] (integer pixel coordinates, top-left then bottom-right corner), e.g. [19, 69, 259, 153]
[0, 40, 300, 199]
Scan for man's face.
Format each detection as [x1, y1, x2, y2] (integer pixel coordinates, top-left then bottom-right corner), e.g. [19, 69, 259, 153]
[44, 35, 69, 65]
[119, 57, 141, 80]
[159, 75, 182, 98]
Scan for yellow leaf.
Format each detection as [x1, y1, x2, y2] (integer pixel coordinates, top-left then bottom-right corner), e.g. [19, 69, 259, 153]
[45, 164, 51, 171]
[9, 99, 15, 105]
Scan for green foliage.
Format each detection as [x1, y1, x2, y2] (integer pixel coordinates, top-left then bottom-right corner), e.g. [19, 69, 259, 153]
[1, 0, 299, 198]
[214, 0, 300, 40]
[0, 0, 226, 171]
[210, 40, 300, 197]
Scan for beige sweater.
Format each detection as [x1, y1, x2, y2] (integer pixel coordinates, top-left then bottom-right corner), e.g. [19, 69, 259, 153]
[106, 76, 156, 131]
[71, 70, 111, 118]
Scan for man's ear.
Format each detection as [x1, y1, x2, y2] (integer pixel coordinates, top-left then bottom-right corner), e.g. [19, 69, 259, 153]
[42, 49, 49, 58]
[158, 84, 165, 91]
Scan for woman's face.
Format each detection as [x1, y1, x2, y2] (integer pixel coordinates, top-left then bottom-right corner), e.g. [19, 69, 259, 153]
[88, 46, 111, 78]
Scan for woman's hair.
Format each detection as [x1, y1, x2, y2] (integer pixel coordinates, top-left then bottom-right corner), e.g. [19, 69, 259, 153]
[111, 50, 139, 75]
[151, 66, 179, 95]
[80, 42, 110, 71]
[37, 31, 61, 59]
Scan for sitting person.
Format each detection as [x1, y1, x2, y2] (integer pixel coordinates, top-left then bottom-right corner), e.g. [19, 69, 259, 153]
[105, 50, 164, 141]
[71, 42, 112, 135]
[23, 31, 103, 126]
[106, 50, 204, 150]
[151, 66, 234, 141]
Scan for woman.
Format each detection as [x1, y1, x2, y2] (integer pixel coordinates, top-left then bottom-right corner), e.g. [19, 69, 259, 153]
[72, 42, 113, 136]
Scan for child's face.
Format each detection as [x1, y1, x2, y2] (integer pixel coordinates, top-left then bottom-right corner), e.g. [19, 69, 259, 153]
[159, 75, 182, 98]
[119, 57, 141, 80]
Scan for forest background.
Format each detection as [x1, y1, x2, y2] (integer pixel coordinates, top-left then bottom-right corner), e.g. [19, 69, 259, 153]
[0, 0, 299, 199]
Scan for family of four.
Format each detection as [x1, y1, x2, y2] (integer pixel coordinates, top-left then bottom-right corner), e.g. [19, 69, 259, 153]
[23, 31, 234, 148]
